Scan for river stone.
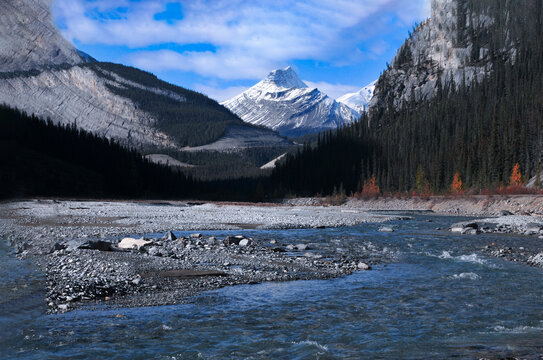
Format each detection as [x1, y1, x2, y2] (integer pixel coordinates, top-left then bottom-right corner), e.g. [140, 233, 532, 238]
[190, 233, 202, 238]
[163, 231, 177, 241]
[118, 237, 152, 250]
[147, 247, 161, 257]
[357, 262, 371, 270]
[451, 222, 479, 233]
[379, 227, 394, 232]
[295, 244, 309, 251]
[79, 240, 114, 251]
[224, 236, 241, 246]
[239, 239, 250, 247]
[529, 253, 543, 266]
[52, 242, 67, 252]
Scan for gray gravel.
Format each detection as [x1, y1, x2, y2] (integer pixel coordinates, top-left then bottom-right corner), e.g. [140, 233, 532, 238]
[0, 200, 402, 313]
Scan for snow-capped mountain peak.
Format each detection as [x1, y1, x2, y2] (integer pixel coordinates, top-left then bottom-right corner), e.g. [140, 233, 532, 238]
[259, 66, 308, 90]
[337, 80, 377, 115]
[222, 67, 359, 137]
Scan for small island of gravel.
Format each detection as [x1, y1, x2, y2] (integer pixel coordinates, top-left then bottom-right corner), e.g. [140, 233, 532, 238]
[0, 199, 404, 313]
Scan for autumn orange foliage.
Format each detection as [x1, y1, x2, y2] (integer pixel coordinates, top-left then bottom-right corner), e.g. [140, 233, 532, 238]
[360, 174, 380, 199]
[509, 163, 523, 186]
[451, 172, 463, 194]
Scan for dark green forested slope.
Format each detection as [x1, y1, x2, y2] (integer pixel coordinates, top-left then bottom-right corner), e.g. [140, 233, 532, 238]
[90, 62, 264, 148]
[0, 105, 275, 201]
[0, 105, 192, 199]
[270, 0, 543, 196]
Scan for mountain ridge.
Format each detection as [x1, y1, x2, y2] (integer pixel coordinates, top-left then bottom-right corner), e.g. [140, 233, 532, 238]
[0, 0, 289, 152]
[222, 67, 359, 137]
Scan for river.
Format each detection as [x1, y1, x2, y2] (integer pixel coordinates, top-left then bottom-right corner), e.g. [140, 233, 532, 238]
[1, 213, 543, 359]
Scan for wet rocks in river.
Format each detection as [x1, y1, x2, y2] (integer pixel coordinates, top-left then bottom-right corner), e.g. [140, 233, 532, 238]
[450, 222, 479, 234]
[524, 223, 543, 236]
[379, 227, 394, 233]
[357, 262, 371, 270]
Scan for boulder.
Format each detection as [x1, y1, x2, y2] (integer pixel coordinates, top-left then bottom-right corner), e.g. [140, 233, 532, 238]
[295, 244, 309, 251]
[79, 240, 114, 251]
[500, 210, 513, 216]
[451, 222, 478, 233]
[529, 253, 543, 267]
[357, 262, 372, 270]
[224, 236, 241, 246]
[163, 231, 177, 241]
[52, 242, 67, 252]
[379, 227, 394, 233]
[525, 223, 543, 235]
[239, 239, 250, 247]
[190, 233, 202, 239]
[118, 237, 152, 250]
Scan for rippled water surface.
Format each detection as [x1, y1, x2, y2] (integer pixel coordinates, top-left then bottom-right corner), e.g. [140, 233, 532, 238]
[2, 214, 543, 359]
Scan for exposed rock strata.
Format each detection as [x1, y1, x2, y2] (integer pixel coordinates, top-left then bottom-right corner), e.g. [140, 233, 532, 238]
[0, 0, 87, 72]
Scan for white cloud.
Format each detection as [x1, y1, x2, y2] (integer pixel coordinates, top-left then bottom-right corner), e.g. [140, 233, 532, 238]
[52, 0, 431, 81]
[304, 81, 361, 100]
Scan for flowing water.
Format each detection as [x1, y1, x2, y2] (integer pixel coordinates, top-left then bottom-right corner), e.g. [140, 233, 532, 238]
[2, 214, 543, 359]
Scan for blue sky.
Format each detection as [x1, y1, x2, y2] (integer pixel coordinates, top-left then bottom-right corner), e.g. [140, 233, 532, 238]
[52, 0, 430, 102]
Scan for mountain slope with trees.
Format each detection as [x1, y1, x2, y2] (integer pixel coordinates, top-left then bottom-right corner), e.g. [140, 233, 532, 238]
[270, 0, 543, 197]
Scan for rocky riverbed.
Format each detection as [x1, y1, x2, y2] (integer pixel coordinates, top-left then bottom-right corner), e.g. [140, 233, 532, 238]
[448, 213, 543, 268]
[0, 200, 401, 313]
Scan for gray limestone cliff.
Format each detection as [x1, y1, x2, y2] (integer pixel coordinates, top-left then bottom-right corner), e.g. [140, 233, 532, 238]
[0, 0, 88, 72]
[370, 0, 510, 113]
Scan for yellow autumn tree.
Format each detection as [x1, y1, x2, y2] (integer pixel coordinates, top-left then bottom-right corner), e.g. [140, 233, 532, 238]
[509, 163, 523, 186]
[451, 172, 463, 194]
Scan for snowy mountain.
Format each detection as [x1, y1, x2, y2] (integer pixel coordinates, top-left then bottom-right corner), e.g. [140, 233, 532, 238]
[337, 80, 376, 115]
[222, 67, 359, 137]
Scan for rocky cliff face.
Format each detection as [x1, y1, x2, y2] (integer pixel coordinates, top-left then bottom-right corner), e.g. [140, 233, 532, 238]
[0, 0, 88, 72]
[222, 67, 359, 137]
[370, 0, 501, 113]
[0, 66, 176, 149]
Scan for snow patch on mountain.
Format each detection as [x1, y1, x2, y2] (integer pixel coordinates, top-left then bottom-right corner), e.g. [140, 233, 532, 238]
[337, 80, 376, 115]
[222, 67, 359, 137]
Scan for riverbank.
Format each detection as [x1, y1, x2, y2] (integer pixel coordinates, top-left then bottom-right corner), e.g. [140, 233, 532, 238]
[0, 199, 402, 313]
[342, 194, 543, 216]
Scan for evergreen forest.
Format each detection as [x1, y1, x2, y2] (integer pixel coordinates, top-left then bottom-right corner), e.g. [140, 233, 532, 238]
[270, 0, 543, 198]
